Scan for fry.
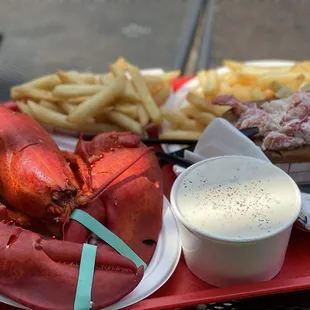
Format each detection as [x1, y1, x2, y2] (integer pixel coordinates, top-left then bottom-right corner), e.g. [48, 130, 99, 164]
[257, 72, 305, 88]
[221, 72, 238, 85]
[236, 65, 291, 79]
[301, 62, 310, 72]
[17, 74, 61, 90]
[56, 71, 84, 84]
[59, 101, 96, 123]
[93, 108, 114, 123]
[160, 130, 202, 140]
[122, 81, 141, 102]
[96, 73, 113, 84]
[128, 67, 162, 125]
[251, 87, 267, 101]
[109, 63, 125, 77]
[291, 62, 310, 73]
[67, 96, 90, 104]
[11, 86, 61, 102]
[285, 74, 305, 91]
[107, 111, 143, 135]
[53, 84, 104, 98]
[180, 104, 202, 118]
[27, 101, 73, 128]
[58, 102, 77, 114]
[56, 70, 96, 84]
[223, 59, 243, 71]
[67, 74, 126, 124]
[231, 86, 252, 102]
[160, 107, 189, 125]
[186, 90, 232, 117]
[110, 63, 141, 102]
[78, 72, 97, 84]
[143, 75, 163, 87]
[116, 57, 139, 71]
[198, 69, 218, 95]
[39, 100, 63, 113]
[27, 101, 120, 132]
[16, 101, 35, 118]
[153, 84, 172, 106]
[159, 70, 181, 83]
[218, 81, 232, 95]
[178, 119, 205, 131]
[115, 57, 128, 70]
[160, 107, 204, 131]
[114, 103, 138, 119]
[137, 105, 150, 127]
[59, 71, 96, 84]
[194, 112, 216, 125]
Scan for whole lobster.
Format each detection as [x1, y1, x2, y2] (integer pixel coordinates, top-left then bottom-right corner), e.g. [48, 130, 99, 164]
[0, 106, 163, 310]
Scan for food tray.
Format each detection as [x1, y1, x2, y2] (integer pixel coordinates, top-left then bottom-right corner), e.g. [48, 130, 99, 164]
[165, 73, 310, 184]
[2, 78, 310, 310]
[127, 162, 310, 310]
[125, 77, 310, 310]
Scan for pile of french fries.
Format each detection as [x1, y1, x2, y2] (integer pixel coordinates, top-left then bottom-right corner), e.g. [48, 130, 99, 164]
[11, 57, 310, 142]
[160, 59, 310, 141]
[11, 57, 180, 137]
[212, 59, 310, 101]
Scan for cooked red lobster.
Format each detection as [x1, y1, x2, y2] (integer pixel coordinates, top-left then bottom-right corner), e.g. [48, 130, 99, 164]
[0, 106, 163, 310]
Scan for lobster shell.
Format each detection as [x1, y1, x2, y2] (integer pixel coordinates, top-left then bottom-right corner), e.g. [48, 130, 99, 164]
[0, 107, 164, 309]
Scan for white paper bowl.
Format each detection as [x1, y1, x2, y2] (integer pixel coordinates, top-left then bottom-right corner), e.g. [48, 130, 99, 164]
[170, 155, 301, 288]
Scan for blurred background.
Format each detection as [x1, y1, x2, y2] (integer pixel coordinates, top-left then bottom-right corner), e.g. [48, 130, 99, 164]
[0, 0, 309, 100]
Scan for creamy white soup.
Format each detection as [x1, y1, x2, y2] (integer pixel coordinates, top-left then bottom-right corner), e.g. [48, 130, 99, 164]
[177, 156, 300, 240]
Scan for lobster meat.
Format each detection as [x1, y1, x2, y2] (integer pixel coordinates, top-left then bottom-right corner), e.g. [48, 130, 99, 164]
[0, 106, 163, 309]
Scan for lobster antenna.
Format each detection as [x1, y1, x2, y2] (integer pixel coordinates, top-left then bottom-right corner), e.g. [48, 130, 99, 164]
[61, 216, 69, 240]
[87, 147, 151, 202]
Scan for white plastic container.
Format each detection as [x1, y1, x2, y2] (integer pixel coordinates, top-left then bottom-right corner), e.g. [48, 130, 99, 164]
[170, 155, 301, 287]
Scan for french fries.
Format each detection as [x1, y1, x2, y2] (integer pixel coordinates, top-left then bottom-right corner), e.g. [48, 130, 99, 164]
[153, 84, 172, 106]
[67, 75, 126, 124]
[160, 130, 202, 140]
[11, 86, 62, 102]
[106, 111, 143, 136]
[137, 105, 150, 127]
[16, 74, 61, 90]
[114, 103, 138, 119]
[189, 59, 310, 104]
[160, 59, 310, 141]
[27, 100, 121, 133]
[39, 100, 64, 113]
[52, 85, 104, 98]
[10, 57, 175, 137]
[13, 57, 310, 143]
[198, 69, 218, 95]
[128, 66, 162, 125]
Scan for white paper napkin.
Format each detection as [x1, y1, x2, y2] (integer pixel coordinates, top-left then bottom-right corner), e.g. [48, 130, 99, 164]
[172, 118, 310, 230]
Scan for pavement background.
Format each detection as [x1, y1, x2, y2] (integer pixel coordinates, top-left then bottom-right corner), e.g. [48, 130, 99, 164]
[0, 0, 190, 99]
[210, 0, 310, 67]
[1, 0, 310, 98]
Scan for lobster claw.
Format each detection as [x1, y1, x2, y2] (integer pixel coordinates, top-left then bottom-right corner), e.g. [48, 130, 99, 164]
[0, 223, 143, 310]
[70, 132, 164, 265]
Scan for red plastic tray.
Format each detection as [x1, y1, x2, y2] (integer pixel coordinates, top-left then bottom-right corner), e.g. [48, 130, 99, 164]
[2, 77, 310, 310]
[125, 77, 310, 310]
[128, 165, 310, 310]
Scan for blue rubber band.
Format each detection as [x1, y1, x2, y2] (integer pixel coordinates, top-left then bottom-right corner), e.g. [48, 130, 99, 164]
[70, 209, 147, 270]
[74, 243, 97, 310]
